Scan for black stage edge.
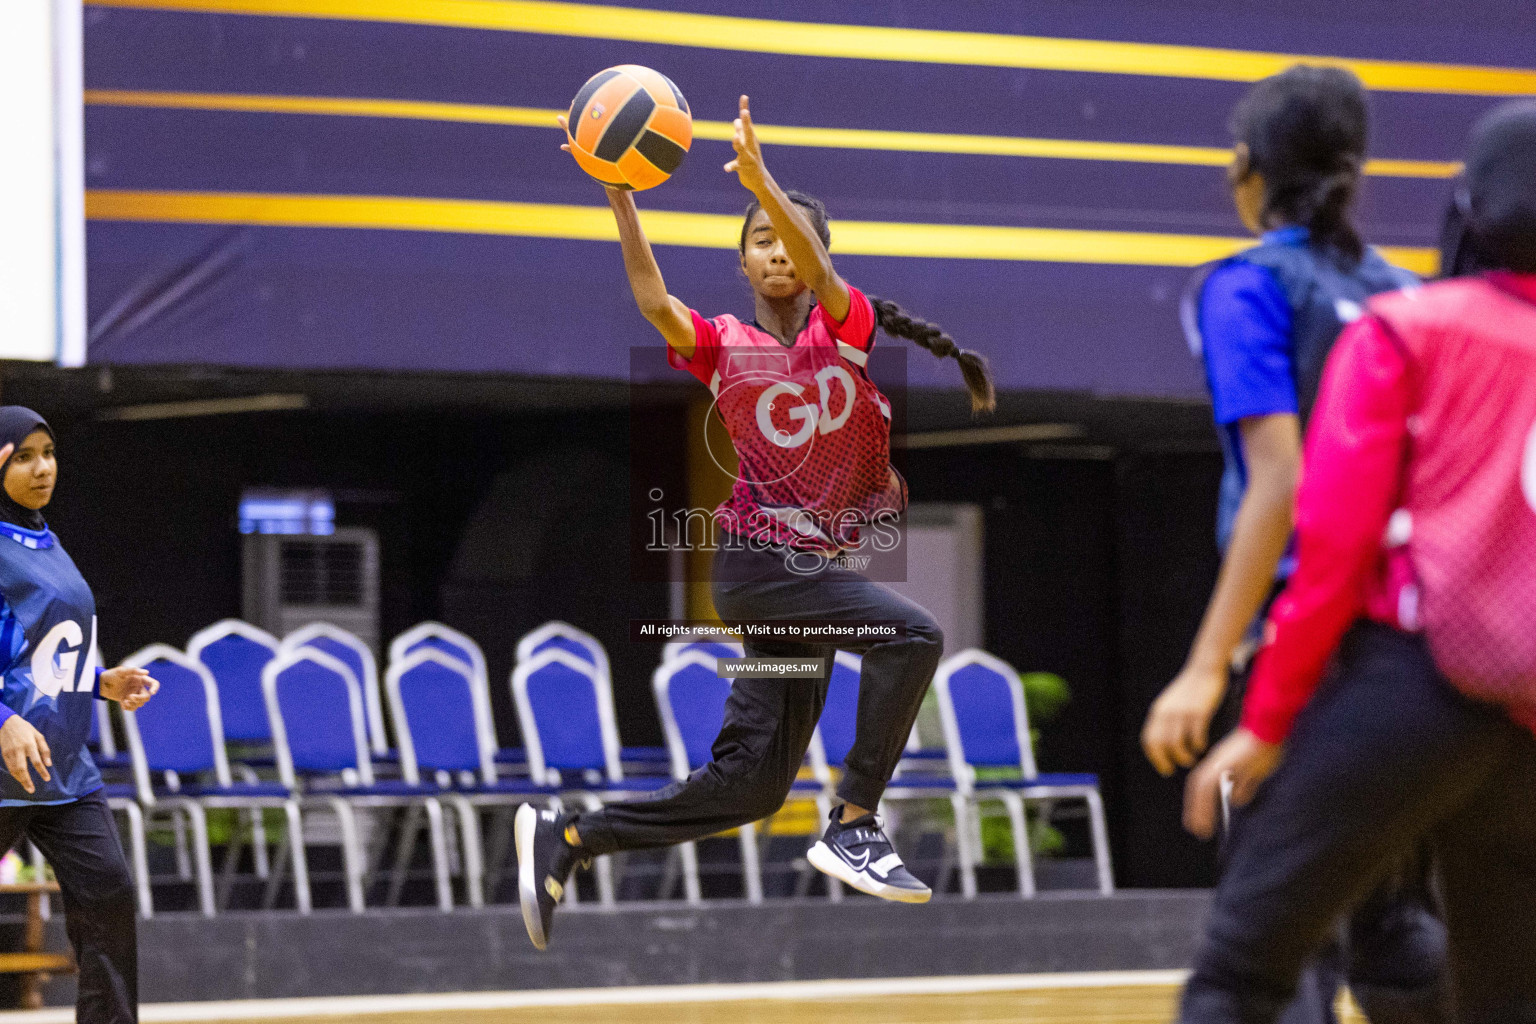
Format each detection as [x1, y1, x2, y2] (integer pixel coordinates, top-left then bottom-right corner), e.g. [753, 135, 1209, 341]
[67, 891, 1212, 1004]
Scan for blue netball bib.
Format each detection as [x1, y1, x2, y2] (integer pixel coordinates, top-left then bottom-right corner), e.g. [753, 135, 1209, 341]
[0, 523, 102, 805]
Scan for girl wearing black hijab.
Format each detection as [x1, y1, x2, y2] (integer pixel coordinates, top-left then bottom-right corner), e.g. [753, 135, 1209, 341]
[0, 407, 158, 1024]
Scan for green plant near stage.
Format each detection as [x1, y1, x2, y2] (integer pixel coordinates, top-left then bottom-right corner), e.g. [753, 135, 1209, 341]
[905, 671, 1075, 861]
[147, 808, 285, 848]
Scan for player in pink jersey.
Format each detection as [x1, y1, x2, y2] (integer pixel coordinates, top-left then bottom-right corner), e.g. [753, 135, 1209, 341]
[514, 96, 995, 950]
[1176, 101, 1536, 1024]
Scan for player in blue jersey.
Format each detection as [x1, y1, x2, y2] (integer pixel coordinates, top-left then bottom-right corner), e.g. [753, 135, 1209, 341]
[0, 407, 158, 1024]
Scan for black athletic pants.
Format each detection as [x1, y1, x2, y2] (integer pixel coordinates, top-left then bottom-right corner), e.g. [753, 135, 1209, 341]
[0, 788, 137, 1024]
[1181, 622, 1536, 1024]
[575, 540, 944, 856]
[1215, 643, 1447, 1024]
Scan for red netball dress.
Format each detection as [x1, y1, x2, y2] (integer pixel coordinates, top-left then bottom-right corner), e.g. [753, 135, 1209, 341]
[1245, 272, 1536, 741]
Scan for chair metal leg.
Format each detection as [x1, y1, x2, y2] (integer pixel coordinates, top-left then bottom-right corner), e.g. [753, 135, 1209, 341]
[999, 793, 1036, 898]
[679, 840, 702, 905]
[1084, 789, 1114, 894]
[248, 808, 270, 879]
[739, 822, 763, 906]
[112, 801, 153, 919]
[933, 829, 957, 898]
[231, 767, 271, 880]
[339, 798, 368, 914]
[261, 830, 289, 910]
[422, 799, 453, 912]
[385, 804, 421, 908]
[171, 811, 192, 881]
[482, 804, 516, 896]
[656, 845, 681, 900]
[592, 852, 615, 906]
[449, 798, 485, 909]
[28, 846, 50, 922]
[283, 801, 312, 914]
[320, 798, 366, 913]
[180, 803, 216, 917]
[216, 815, 245, 911]
[950, 794, 978, 900]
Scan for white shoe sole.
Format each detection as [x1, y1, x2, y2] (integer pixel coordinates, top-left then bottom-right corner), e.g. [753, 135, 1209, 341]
[807, 841, 932, 904]
[514, 804, 548, 950]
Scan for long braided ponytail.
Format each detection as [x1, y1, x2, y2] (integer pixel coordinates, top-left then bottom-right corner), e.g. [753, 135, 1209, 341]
[738, 190, 996, 415]
[868, 297, 996, 414]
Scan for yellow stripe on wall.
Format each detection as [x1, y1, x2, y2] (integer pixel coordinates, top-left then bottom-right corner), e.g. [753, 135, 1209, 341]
[89, 0, 1536, 97]
[83, 188, 1440, 275]
[82, 89, 1463, 179]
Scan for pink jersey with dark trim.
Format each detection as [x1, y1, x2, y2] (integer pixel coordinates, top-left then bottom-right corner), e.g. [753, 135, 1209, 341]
[1245, 273, 1536, 742]
[669, 286, 905, 552]
[1376, 275, 1536, 724]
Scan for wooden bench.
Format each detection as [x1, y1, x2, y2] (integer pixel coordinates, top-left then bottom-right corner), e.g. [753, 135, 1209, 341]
[0, 882, 74, 1009]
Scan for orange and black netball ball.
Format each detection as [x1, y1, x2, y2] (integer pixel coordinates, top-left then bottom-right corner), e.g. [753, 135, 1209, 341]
[566, 65, 693, 190]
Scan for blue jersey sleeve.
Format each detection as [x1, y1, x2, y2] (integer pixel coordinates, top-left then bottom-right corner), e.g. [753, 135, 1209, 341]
[1198, 261, 1298, 425]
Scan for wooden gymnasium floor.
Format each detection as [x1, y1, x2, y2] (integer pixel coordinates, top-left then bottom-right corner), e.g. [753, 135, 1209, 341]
[5, 973, 1367, 1024]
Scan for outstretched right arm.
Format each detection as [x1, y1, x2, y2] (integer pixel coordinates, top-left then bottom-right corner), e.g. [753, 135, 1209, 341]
[606, 188, 696, 357]
[556, 113, 696, 356]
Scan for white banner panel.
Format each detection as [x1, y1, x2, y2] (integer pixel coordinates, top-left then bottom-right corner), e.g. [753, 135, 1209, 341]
[0, 1, 83, 364]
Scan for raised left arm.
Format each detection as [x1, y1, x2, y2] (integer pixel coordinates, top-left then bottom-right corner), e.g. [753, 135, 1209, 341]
[725, 95, 851, 322]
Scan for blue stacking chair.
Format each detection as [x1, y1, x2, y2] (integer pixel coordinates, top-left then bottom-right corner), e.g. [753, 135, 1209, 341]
[516, 621, 669, 773]
[517, 620, 609, 678]
[933, 648, 1113, 897]
[662, 636, 744, 664]
[188, 620, 280, 745]
[388, 647, 553, 907]
[121, 644, 306, 915]
[189, 621, 284, 882]
[389, 621, 532, 776]
[390, 621, 486, 687]
[513, 647, 672, 905]
[264, 647, 456, 912]
[653, 651, 830, 905]
[280, 623, 388, 759]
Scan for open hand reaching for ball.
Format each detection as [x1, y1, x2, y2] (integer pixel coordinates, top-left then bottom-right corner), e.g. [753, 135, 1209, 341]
[724, 95, 768, 194]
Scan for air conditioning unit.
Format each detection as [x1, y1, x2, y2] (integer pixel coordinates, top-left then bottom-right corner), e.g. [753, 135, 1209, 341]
[241, 494, 380, 653]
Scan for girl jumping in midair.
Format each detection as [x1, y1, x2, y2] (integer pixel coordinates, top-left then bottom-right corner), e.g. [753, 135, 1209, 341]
[515, 95, 994, 949]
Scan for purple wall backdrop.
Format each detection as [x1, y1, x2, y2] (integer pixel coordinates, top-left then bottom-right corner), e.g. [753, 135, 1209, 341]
[81, 1, 1536, 394]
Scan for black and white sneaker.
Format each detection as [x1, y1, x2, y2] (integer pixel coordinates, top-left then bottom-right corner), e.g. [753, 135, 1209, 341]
[514, 804, 588, 950]
[807, 805, 931, 904]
